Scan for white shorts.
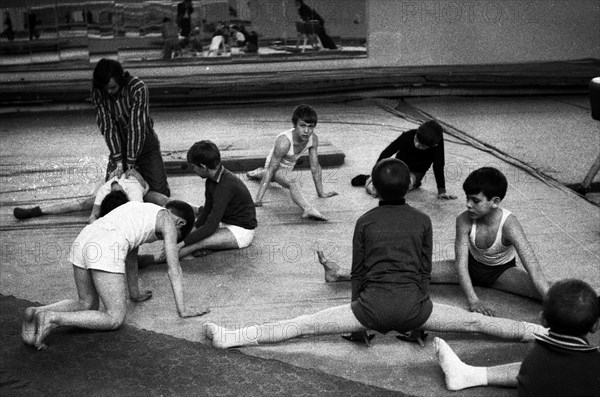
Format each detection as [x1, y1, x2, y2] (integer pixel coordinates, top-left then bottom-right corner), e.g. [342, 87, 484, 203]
[220, 222, 255, 248]
[70, 224, 130, 274]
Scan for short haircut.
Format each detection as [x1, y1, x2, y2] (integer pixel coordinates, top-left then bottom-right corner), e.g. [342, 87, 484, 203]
[371, 158, 410, 201]
[463, 167, 508, 200]
[99, 190, 129, 217]
[165, 200, 195, 242]
[92, 59, 128, 90]
[416, 120, 443, 147]
[187, 140, 221, 169]
[292, 104, 318, 126]
[543, 279, 599, 336]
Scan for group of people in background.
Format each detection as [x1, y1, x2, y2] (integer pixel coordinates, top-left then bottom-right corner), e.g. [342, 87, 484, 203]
[14, 59, 599, 396]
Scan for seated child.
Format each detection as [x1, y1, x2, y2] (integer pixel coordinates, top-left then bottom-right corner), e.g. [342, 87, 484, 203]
[435, 278, 600, 396]
[363, 120, 456, 200]
[205, 159, 546, 349]
[21, 194, 207, 350]
[246, 104, 338, 221]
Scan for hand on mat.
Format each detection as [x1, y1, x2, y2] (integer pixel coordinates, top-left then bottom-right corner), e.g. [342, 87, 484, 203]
[319, 191, 338, 198]
[180, 306, 210, 318]
[396, 330, 428, 347]
[437, 192, 457, 200]
[469, 300, 495, 317]
[131, 290, 153, 302]
[341, 331, 375, 347]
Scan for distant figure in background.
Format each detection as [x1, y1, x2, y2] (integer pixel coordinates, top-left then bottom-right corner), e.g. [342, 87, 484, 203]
[295, 0, 337, 50]
[177, 0, 193, 45]
[1, 11, 14, 41]
[241, 27, 258, 53]
[27, 11, 40, 40]
[161, 17, 181, 59]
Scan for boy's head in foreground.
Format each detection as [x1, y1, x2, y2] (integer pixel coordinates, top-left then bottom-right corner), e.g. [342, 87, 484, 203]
[542, 279, 599, 336]
[292, 104, 317, 138]
[415, 120, 443, 149]
[371, 158, 411, 201]
[165, 200, 195, 242]
[187, 140, 221, 177]
[462, 167, 508, 218]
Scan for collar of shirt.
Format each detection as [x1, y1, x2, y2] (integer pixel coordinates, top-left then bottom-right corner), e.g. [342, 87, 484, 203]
[378, 198, 406, 206]
[212, 164, 225, 183]
[534, 331, 598, 352]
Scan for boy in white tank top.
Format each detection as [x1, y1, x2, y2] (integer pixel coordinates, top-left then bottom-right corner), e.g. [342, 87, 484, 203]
[446, 167, 550, 316]
[246, 104, 338, 221]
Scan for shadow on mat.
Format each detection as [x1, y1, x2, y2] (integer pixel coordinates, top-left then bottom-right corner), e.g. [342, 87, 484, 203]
[0, 295, 408, 397]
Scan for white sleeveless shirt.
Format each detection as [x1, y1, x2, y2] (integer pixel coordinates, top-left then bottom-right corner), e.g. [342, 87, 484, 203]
[468, 208, 516, 266]
[264, 128, 314, 170]
[93, 201, 162, 248]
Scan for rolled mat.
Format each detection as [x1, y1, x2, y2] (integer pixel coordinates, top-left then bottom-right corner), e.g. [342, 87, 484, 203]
[0, 295, 408, 397]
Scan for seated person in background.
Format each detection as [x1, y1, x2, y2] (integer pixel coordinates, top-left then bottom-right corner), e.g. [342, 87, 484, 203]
[177, 140, 256, 259]
[21, 194, 207, 350]
[295, 0, 337, 50]
[363, 120, 456, 200]
[207, 23, 229, 56]
[205, 159, 547, 349]
[321, 167, 550, 318]
[230, 25, 246, 47]
[13, 168, 151, 224]
[246, 104, 337, 221]
[435, 278, 600, 395]
[241, 28, 259, 53]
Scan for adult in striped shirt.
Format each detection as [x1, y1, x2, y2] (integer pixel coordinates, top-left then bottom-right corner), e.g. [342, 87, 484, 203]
[91, 59, 170, 199]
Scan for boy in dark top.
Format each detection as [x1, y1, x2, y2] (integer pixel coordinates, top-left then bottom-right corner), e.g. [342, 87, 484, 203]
[365, 120, 456, 200]
[435, 278, 600, 396]
[179, 140, 257, 258]
[204, 159, 546, 348]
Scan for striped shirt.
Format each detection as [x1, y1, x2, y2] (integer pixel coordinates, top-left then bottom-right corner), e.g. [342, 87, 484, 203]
[91, 74, 154, 168]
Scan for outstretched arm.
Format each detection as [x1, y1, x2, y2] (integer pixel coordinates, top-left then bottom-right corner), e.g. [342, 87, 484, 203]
[504, 215, 550, 297]
[308, 134, 337, 198]
[254, 135, 288, 206]
[156, 210, 209, 318]
[454, 213, 495, 316]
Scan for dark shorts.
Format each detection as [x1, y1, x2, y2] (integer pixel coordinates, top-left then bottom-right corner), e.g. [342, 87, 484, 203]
[351, 283, 433, 334]
[468, 252, 516, 287]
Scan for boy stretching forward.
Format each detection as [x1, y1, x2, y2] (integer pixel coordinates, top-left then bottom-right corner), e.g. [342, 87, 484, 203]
[435, 278, 600, 395]
[205, 159, 546, 349]
[246, 104, 337, 221]
[21, 197, 207, 350]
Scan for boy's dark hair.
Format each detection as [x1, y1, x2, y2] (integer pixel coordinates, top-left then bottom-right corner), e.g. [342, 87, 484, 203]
[187, 140, 221, 169]
[92, 59, 129, 90]
[99, 190, 129, 217]
[463, 167, 508, 200]
[416, 120, 443, 147]
[292, 104, 318, 126]
[165, 200, 195, 242]
[543, 279, 599, 336]
[371, 158, 410, 201]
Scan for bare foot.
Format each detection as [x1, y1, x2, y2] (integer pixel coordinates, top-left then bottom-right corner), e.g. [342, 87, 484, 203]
[34, 311, 58, 350]
[21, 307, 37, 345]
[302, 207, 327, 221]
[203, 322, 256, 349]
[316, 250, 350, 282]
[434, 337, 482, 391]
[246, 168, 263, 181]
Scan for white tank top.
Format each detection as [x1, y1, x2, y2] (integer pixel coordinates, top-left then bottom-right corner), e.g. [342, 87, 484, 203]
[93, 201, 162, 248]
[265, 128, 314, 169]
[468, 208, 516, 266]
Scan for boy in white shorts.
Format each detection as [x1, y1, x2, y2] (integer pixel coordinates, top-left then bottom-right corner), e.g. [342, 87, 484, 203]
[21, 196, 207, 350]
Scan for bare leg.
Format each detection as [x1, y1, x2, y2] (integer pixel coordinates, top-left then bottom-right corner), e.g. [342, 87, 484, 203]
[272, 170, 327, 221]
[205, 303, 367, 349]
[14, 196, 95, 219]
[179, 228, 239, 258]
[33, 268, 127, 350]
[435, 337, 519, 390]
[316, 250, 351, 282]
[492, 267, 542, 301]
[421, 302, 546, 341]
